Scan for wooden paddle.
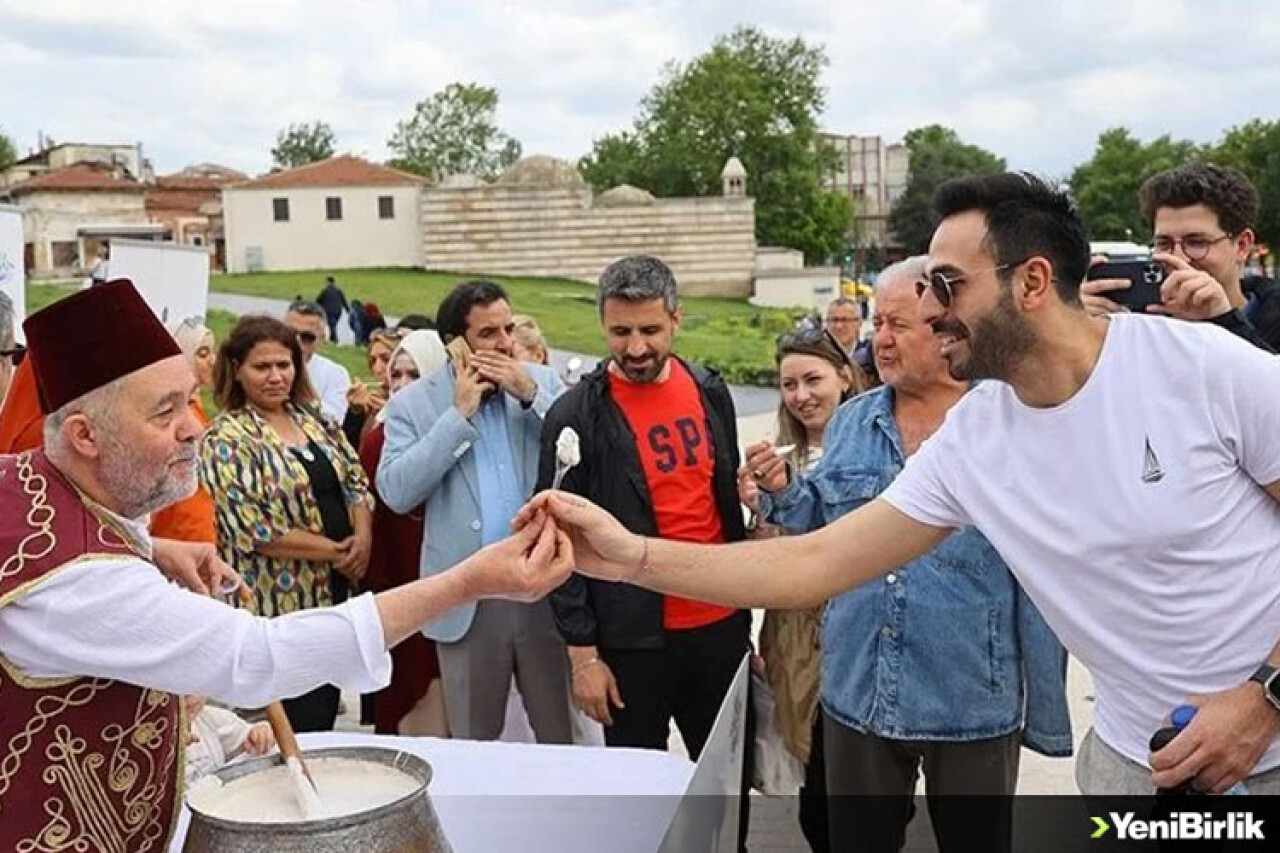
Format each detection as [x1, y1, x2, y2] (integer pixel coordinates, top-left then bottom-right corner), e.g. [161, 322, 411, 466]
[236, 584, 320, 804]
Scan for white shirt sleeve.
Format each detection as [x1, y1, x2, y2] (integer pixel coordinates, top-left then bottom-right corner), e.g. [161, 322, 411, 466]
[880, 420, 972, 529]
[1204, 323, 1280, 487]
[309, 355, 350, 423]
[0, 557, 391, 708]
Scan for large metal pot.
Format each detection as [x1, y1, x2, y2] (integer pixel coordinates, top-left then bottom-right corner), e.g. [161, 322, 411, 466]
[183, 746, 452, 853]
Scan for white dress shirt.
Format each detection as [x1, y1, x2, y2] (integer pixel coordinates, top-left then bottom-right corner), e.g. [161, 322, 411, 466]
[0, 554, 391, 708]
[307, 352, 350, 423]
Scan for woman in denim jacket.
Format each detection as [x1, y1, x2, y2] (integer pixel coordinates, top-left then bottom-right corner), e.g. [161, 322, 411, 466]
[758, 261, 1072, 853]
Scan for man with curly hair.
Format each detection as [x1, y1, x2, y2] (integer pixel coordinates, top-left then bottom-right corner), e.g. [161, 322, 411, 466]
[1083, 162, 1278, 350]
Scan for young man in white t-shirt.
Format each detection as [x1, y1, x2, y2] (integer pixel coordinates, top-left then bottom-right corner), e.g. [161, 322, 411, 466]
[523, 172, 1280, 798]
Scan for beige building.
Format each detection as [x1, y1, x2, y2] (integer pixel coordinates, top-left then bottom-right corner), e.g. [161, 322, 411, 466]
[222, 156, 424, 274]
[421, 155, 756, 297]
[820, 133, 909, 250]
[1, 142, 151, 190]
[1, 163, 165, 278]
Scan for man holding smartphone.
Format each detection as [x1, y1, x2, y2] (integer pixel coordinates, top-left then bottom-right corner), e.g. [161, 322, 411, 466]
[1082, 162, 1276, 351]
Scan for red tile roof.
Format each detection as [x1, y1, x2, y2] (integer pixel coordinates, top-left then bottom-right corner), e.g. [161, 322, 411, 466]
[146, 173, 230, 215]
[230, 155, 425, 190]
[8, 163, 145, 194]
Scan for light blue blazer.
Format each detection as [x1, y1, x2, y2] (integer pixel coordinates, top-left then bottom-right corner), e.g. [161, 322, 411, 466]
[377, 362, 563, 642]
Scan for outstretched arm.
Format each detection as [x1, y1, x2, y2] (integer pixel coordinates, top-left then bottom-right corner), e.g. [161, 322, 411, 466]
[521, 491, 949, 610]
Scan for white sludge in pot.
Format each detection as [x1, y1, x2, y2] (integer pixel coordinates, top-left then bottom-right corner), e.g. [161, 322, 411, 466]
[188, 757, 419, 824]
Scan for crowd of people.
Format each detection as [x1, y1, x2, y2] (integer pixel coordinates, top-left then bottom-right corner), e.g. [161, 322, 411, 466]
[1, 158, 1279, 853]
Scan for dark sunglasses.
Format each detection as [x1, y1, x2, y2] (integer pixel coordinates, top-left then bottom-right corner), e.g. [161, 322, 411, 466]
[777, 327, 853, 367]
[915, 262, 1024, 308]
[296, 331, 319, 345]
[0, 344, 25, 366]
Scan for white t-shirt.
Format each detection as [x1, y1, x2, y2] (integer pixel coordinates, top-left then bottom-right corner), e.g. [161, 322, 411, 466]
[883, 314, 1280, 769]
[307, 352, 350, 423]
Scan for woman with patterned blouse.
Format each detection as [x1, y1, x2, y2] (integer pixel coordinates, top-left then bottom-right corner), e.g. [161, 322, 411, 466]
[200, 315, 373, 732]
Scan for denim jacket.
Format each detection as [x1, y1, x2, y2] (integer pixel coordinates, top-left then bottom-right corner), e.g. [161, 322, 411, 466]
[760, 386, 1073, 756]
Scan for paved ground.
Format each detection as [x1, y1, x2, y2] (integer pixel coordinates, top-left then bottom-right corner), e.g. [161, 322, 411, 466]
[309, 348, 1098, 853]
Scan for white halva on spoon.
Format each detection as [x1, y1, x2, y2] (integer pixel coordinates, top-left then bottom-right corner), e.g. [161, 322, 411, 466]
[552, 427, 581, 490]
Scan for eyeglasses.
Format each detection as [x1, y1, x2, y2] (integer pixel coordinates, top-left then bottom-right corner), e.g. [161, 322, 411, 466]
[1151, 233, 1233, 261]
[0, 344, 25, 366]
[915, 263, 1020, 308]
[296, 331, 319, 345]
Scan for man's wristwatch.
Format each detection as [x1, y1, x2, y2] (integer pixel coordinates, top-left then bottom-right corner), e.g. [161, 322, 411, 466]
[1249, 664, 1280, 713]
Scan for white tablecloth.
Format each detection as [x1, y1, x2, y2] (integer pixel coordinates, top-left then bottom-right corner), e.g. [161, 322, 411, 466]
[170, 732, 693, 852]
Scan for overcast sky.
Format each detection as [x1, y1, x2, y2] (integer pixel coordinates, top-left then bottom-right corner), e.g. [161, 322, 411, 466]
[2, 0, 1277, 179]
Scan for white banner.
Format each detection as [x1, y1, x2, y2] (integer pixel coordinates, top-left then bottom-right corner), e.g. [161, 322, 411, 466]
[109, 238, 210, 326]
[0, 204, 25, 342]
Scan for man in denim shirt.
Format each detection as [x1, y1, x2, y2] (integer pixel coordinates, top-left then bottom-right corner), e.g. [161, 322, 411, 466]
[760, 260, 1071, 853]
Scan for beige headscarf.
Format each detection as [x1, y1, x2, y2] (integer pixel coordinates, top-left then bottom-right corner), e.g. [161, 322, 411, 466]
[168, 317, 215, 366]
[377, 331, 447, 422]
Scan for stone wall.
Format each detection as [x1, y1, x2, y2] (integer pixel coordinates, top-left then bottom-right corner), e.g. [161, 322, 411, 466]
[420, 185, 756, 297]
[19, 191, 148, 276]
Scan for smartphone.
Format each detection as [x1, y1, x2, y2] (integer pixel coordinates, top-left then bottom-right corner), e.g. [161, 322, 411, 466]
[445, 336, 472, 370]
[1086, 260, 1167, 312]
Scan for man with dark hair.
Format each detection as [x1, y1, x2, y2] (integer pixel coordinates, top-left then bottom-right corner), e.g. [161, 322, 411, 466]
[316, 275, 348, 342]
[1084, 162, 1277, 350]
[379, 280, 572, 742]
[540, 256, 749, 760]
[284, 299, 350, 422]
[528, 173, 1280, 799]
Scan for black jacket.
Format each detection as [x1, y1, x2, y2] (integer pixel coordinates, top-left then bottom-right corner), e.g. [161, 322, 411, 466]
[539, 357, 745, 650]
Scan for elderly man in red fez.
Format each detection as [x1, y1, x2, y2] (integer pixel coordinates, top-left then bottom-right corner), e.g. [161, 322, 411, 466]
[0, 280, 574, 852]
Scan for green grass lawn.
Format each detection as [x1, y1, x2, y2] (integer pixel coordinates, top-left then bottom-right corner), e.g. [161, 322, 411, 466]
[213, 267, 797, 384]
[29, 267, 798, 387]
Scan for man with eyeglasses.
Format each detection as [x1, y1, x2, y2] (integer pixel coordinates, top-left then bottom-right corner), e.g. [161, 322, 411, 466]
[524, 173, 1280, 802]
[824, 296, 862, 357]
[284, 299, 351, 423]
[0, 290, 19, 405]
[1083, 162, 1277, 351]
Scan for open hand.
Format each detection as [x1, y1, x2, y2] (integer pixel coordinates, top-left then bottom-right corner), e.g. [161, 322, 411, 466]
[152, 538, 241, 598]
[1149, 682, 1280, 792]
[516, 491, 644, 583]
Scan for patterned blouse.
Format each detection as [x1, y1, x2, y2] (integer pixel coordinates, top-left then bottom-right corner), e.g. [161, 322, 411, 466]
[199, 403, 372, 618]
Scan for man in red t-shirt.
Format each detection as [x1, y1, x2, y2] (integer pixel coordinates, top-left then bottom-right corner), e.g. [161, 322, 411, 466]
[539, 255, 750, 760]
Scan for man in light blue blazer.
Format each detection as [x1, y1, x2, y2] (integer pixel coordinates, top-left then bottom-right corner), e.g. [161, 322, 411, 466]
[379, 280, 572, 742]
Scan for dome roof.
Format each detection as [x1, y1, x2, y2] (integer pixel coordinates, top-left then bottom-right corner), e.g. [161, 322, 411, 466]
[596, 184, 655, 207]
[496, 155, 586, 187]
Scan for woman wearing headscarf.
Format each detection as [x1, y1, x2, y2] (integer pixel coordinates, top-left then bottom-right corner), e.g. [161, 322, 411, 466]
[359, 330, 449, 735]
[150, 319, 219, 543]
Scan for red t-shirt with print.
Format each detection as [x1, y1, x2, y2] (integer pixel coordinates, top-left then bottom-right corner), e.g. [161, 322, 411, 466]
[608, 360, 737, 631]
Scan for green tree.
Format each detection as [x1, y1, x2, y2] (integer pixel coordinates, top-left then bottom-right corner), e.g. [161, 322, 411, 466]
[0, 129, 16, 168]
[1210, 119, 1280, 270]
[578, 26, 851, 263]
[887, 125, 1005, 254]
[1069, 127, 1200, 241]
[387, 83, 522, 181]
[271, 121, 336, 169]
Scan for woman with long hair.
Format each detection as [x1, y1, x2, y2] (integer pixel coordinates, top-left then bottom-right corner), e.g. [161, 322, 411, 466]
[739, 327, 862, 853]
[200, 315, 373, 732]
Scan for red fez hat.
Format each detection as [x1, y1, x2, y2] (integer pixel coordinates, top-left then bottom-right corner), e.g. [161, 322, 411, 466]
[23, 279, 182, 413]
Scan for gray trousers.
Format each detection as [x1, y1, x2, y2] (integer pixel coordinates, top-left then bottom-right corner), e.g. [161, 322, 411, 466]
[436, 598, 573, 743]
[1075, 727, 1280, 795]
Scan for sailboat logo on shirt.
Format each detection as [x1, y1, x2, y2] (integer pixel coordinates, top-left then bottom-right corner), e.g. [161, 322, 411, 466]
[1141, 437, 1165, 484]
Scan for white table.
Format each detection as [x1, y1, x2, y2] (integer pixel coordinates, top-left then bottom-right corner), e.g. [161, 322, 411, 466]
[170, 732, 694, 852]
